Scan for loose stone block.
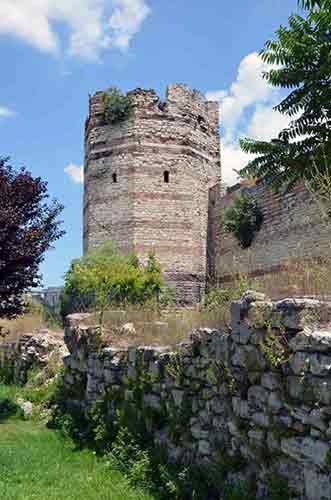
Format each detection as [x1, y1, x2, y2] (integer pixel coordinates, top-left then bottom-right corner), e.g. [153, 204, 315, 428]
[247, 385, 269, 410]
[172, 389, 184, 407]
[198, 440, 211, 455]
[232, 397, 250, 419]
[261, 372, 281, 391]
[143, 394, 161, 410]
[290, 329, 331, 353]
[304, 467, 331, 500]
[252, 412, 270, 428]
[282, 437, 330, 468]
[310, 353, 331, 376]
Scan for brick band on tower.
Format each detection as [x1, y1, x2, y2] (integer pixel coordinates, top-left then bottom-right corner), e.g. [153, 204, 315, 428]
[83, 84, 221, 303]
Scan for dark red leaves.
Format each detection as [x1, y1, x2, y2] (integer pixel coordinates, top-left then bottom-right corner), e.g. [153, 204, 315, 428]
[0, 157, 65, 318]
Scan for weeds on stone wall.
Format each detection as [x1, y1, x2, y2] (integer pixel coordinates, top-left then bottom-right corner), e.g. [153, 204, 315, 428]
[51, 398, 256, 500]
[223, 192, 263, 248]
[264, 337, 290, 370]
[0, 369, 258, 500]
[205, 273, 254, 310]
[253, 311, 293, 370]
[158, 285, 177, 307]
[48, 352, 256, 500]
[267, 472, 291, 500]
[207, 360, 239, 395]
[102, 87, 134, 125]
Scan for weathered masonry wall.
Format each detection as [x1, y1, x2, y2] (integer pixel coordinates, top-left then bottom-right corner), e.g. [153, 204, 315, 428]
[0, 334, 65, 385]
[208, 181, 330, 292]
[84, 84, 221, 303]
[64, 294, 331, 500]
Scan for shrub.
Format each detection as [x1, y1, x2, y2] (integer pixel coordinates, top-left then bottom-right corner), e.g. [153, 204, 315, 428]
[204, 287, 233, 309]
[102, 87, 134, 125]
[223, 192, 263, 248]
[205, 274, 254, 311]
[159, 285, 177, 307]
[61, 242, 163, 326]
[0, 397, 22, 421]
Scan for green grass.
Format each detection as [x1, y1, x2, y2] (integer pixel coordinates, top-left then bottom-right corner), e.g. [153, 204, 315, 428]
[0, 384, 154, 500]
[0, 383, 21, 402]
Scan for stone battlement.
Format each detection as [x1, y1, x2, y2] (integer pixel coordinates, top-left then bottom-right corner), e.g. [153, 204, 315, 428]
[86, 84, 219, 136]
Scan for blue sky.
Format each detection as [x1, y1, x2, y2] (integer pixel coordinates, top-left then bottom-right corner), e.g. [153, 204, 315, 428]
[0, 0, 298, 288]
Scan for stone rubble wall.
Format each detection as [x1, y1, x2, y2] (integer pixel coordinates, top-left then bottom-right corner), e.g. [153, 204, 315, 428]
[208, 180, 330, 293]
[63, 295, 331, 499]
[0, 332, 66, 385]
[84, 84, 221, 303]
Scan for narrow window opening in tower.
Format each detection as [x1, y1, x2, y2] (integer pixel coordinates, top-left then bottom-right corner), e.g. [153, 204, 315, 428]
[164, 171, 169, 183]
[112, 173, 117, 183]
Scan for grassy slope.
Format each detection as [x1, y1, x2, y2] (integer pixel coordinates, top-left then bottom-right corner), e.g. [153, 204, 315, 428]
[0, 385, 153, 500]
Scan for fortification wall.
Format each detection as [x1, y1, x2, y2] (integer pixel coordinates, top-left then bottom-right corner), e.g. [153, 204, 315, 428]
[0, 333, 66, 385]
[63, 294, 331, 499]
[208, 181, 330, 294]
[84, 84, 221, 303]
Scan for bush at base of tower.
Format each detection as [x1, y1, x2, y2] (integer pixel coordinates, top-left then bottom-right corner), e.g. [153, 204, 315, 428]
[61, 241, 163, 327]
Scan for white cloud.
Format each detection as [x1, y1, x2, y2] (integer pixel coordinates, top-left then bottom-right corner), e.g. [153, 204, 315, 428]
[0, 106, 16, 118]
[0, 0, 150, 60]
[207, 53, 275, 143]
[207, 52, 289, 186]
[221, 143, 254, 186]
[109, 0, 151, 50]
[65, 163, 84, 184]
[247, 105, 290, 141]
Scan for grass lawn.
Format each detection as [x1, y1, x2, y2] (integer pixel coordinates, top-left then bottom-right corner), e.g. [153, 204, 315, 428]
[0, 385, 154, 500]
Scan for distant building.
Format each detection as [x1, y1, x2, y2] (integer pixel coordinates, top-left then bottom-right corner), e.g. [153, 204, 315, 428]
[43, 287, 63, 309]
[29, 287, 63, 309]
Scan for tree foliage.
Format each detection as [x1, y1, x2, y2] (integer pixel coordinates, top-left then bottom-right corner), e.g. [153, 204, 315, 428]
[62, 242, 163, 325]
[0, 158, 64, 318]
[223, 192, 263, 248]
[102, 87, 134, 125]
[240, 0, 331, 190]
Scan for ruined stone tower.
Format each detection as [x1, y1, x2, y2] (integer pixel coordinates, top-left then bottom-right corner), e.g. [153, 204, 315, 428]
[84, 84, 221, 302]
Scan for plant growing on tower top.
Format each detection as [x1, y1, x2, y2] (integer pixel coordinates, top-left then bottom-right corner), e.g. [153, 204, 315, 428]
[102, 87, 134, 125]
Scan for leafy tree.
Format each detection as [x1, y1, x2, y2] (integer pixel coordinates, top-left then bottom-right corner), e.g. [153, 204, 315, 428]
[62, 242, 163, 326]
[223, 192, 263, 248]
[102, 87, 134, 125]
[0, 158, 64, 318]
[240, 0, 331, 190]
